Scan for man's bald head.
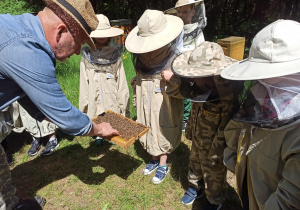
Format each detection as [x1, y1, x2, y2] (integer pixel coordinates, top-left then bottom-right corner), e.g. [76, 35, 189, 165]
[38, 5, 87, 62]
[43, 4, 87, 42]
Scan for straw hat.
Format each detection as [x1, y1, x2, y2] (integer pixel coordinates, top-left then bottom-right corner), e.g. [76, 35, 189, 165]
[125, 9, 183, 53]
[44, 0, 99, 48]
[164, 0, 203, 14]
[90, 14, 124, 38]
[172, 41, 236, 78]
[221, 20, 300, 80]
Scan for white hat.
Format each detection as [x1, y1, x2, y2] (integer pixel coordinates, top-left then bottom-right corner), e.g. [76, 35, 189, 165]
[172, 42, 236, 78]
[90, 14, 124, 38]
[125, 10, 183, 53]
[221, 20, 300, 80]
[164, 0, 203, 14]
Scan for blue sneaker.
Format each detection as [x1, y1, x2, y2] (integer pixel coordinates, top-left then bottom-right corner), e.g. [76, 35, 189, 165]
[152, 165, 169, 184]
[95, 137, 103, 146]
[142, 160, 159, 175]
[181, 187, 204, 205]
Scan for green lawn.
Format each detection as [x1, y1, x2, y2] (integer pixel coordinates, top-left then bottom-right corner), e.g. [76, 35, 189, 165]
[7, 50, 241, 210]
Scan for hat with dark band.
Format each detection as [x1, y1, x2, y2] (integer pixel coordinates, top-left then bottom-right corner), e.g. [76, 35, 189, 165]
[44, 0, 99, 48]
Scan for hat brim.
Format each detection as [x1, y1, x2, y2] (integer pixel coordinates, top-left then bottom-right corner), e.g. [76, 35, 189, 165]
[90, 27, 124, 38]
[172, 51, 236, 78]
[220, 58, 300, 80]
[125, 15, 183, 53]
[46, 0, 97, 49]
[164, 0, 203, 14]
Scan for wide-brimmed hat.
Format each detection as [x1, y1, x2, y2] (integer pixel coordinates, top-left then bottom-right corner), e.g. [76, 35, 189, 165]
[44, 0, 99, 48]
[221, 20, 300, 80]
[125, 9, 183, 53]
[90, 14, 124, 38]
[164, 0, 203, 14]
[172, 41, 236, 78]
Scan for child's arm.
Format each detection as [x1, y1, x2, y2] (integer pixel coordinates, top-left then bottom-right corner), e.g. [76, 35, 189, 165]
[130, 76, 137, 109]
[161, 70, 184, 99]
[161, 69, 174, 81]
[116, 61, 130, 118]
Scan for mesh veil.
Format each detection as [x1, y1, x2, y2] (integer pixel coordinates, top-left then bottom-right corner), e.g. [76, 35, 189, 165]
[233, 73, 300, 128]
[132, 39, 179, 75]
[81, 37, 123, 65]
[184, 2, 207, 41]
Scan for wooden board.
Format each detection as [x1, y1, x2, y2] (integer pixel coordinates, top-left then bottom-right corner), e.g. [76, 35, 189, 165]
[92, 110, 149, 149]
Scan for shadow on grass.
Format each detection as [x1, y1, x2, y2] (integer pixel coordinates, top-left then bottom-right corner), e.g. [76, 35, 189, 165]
[169, 141, 191, 189]
[10, 138, 142, 198]
[191, 184, 242, 210]
[132, 140, 151, 163]
[55, 129, 76, 142]
[132, 134, 192, 190]
[5, 129, 76, 156]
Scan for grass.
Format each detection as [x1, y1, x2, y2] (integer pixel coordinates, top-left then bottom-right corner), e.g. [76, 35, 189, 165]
[7, 49, 241, 209]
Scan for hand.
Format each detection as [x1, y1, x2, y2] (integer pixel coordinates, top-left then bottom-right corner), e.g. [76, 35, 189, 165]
[161, 70, 174, 81]
[88, 122, 119, 139]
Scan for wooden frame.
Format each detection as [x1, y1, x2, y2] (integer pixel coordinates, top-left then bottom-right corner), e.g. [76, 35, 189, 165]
[92, 110, 149, 149]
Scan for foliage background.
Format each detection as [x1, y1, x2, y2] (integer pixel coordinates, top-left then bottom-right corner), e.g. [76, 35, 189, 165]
[5, 0, 300, 53]
[1, 1, 296, 209]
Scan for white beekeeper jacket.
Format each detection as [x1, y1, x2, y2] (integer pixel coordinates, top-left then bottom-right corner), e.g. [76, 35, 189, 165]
[79, 47, 130, 118]
[131, 54, 184, 156]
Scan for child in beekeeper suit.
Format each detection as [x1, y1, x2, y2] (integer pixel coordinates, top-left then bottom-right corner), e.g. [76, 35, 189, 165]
[162, 41, 241, 209]
[125, 10, 184, 184]
[222, 20, 300, 210]
[79, 14, 130, 145]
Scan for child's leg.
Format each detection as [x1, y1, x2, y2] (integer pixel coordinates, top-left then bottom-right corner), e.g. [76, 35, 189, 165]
[152, 154, 169, 184]
[159, 154, 167, 166]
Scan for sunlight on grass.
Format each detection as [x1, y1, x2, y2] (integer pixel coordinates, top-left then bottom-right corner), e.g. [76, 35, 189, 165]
[7, 48, 242, 210]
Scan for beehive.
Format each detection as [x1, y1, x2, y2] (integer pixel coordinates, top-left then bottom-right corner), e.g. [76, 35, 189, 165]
[217, 36, 245, 61]
[92, 110, 149, 149]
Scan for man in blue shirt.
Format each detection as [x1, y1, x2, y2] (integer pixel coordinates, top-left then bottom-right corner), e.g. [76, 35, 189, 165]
[0, 0, 119, 209]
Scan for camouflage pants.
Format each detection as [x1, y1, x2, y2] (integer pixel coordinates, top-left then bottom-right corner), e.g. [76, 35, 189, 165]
[0, 145, 18, 210]
[0, 108, 19, 210]
[186, 101, 234, 205]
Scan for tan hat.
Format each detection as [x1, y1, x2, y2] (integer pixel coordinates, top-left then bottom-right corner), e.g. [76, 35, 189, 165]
[172, 41, 236, 78]
[90, 14, 124, 38]
[221, 20, 300, 80]
[125, 9, 183, 53]
[164, 0, 203, 14]
[44, 0, 99, 48]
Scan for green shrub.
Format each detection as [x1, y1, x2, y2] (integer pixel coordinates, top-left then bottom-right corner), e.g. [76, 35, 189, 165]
[0, 0, 41, 15]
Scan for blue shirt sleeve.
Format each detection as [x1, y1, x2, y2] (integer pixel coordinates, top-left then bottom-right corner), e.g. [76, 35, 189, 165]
[0, 36, 93, 136]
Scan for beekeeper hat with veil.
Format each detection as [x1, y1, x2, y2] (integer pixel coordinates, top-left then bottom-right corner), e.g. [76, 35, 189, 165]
[221, 20, 300, 128]
[165, 0, 207, 52]
[81, 14, 124, 65]
[125, 9, 183, 75]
